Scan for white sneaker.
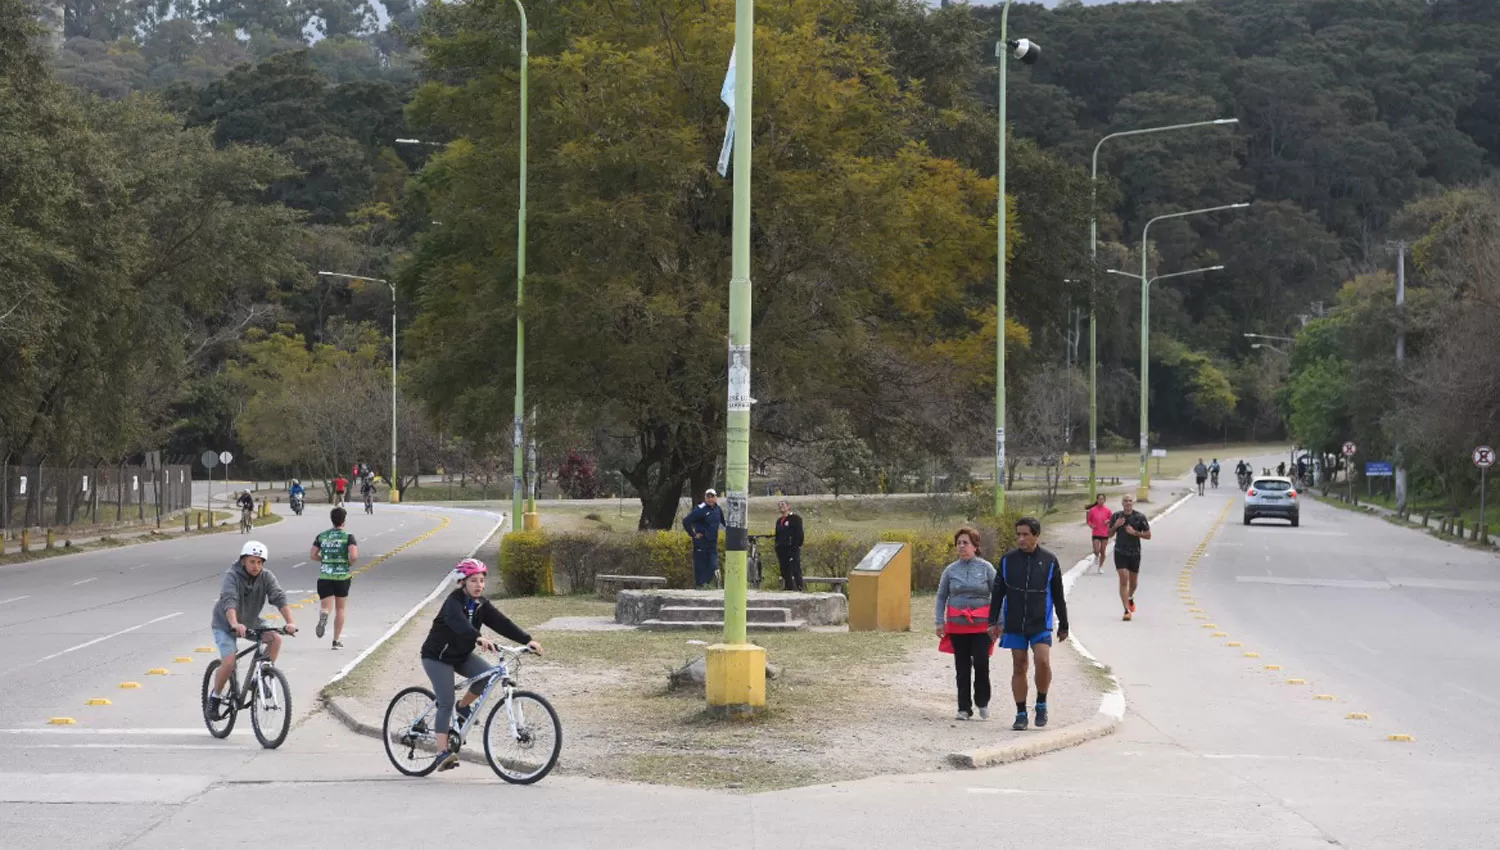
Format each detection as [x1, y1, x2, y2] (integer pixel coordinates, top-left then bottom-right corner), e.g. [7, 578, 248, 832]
[955, 710, 972, 721]
[978, 706, 990, 721]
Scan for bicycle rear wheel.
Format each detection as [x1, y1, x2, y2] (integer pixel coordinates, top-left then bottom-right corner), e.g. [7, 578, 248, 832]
[251, 665, 292, 748]
[201, 660, 238, 739]
[383, 686, 441, 777]
[483, 690, 561, 784]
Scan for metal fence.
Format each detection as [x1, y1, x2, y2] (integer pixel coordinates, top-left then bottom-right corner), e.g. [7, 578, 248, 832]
[1, 464, 193, 537]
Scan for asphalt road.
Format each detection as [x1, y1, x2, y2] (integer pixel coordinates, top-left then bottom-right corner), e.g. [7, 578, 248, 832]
[2, 466, 1496, 849]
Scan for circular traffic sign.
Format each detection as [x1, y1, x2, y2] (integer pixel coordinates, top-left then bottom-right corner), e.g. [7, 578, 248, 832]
[1475, 446, 1495, 469]
[1342, 441, 1357, 457]
[200, 450, 218, 469]
[219, 451, 234, 465]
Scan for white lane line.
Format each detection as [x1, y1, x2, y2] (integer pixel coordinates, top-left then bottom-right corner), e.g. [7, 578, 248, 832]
[35, 611, 184, 662]
[0, 728, 207, 736]
[11, 743, 234, 750]
[292, 561, 307, 569]
[71, 577, 98, 586]
[0, 596, 29, 606]
[127, 563, 149, 571]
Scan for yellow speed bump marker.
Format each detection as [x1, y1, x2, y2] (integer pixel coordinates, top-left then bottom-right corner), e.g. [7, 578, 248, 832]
[1314, 694, 1335, 701]
[119, 682, 141, 689]
[1244, 652, 1260, 658]
[86, 698, 112, 706]
[196, 646, 214, 653]
[49, 717, 77, 725]
[175, 657, 194, 663]
[1387, 734, 1413, 742]
[1264, 664, 1282, 671]
[1286, 678, 1307, 685]
[147, 668, 169, 675]
[1226, 641, 1242, 647]
[290, 603, 305, 609]
[1201, 624, 1218, 629]
[1347, 712, 1370, 721]
[1212, 632, 1228, 637]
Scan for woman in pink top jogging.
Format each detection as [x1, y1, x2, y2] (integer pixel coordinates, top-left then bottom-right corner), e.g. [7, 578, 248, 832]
[1085, 494, 1113, 575]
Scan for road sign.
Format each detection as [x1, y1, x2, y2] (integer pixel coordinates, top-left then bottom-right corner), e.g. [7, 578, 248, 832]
[200, 450, 218, 469]
[1365, 461, 1393, 477]
[1151, 448, 1167, 458]
[219, 451, 234, 465]
[1474, 446, 1495, 469]
[1342, 441, 1357, 457]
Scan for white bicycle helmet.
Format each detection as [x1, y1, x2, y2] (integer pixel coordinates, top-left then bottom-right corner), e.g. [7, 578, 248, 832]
[241, 540, 269, 560]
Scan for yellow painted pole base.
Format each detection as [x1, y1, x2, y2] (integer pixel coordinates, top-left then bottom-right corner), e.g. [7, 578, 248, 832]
[522, 512, 541, 531]
[391, 489, 400, 504]
[705, 643, 766, 717]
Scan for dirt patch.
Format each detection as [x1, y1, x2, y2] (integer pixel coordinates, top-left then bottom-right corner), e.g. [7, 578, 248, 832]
[338, 592, 1104, 791]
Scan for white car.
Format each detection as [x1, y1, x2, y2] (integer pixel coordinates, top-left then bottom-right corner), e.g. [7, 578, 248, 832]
[1244, 476, 1299, 527]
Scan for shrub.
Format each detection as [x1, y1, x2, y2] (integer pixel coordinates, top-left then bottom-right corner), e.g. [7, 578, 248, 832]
[802, 531, 874, 577]
[878, 529, 954, 591]
[498, 530, 554, 596]
[633, 530, 695, 589]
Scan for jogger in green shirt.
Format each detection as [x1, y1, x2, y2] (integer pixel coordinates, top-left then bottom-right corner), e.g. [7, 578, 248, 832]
[311, 507, 359, 649]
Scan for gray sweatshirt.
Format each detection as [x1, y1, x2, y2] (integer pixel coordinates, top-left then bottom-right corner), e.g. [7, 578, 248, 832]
[935, 557, 997, 627]
[211, 560, 288, 633]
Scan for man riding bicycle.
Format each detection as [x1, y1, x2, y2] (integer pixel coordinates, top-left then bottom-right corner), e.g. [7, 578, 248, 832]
[236, 489, 255, 530]
[1209, 458, 1221, 489]
[1235, 459, 1251, 489]
[208, 541, 298, 719]
[289, 479, 305, 512]
[420, 559, 542, 771]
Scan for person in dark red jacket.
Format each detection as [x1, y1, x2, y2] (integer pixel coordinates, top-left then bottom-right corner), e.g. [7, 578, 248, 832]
[420, 559, 542, 770]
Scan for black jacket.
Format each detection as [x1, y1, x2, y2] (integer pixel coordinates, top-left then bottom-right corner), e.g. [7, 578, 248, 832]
[420, 589, 532, 663]
[774, 513, 804, 550]
[987, 546, 1068, 636]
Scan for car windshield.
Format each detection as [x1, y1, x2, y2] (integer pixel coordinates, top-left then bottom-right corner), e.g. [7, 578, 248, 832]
[1253, 480, 1292, 491]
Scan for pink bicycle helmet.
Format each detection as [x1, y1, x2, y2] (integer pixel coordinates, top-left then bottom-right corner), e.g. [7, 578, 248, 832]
[454, 558, 489, 582]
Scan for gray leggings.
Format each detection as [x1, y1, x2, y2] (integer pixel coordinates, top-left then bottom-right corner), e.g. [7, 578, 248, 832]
[422, 654, 492, 733]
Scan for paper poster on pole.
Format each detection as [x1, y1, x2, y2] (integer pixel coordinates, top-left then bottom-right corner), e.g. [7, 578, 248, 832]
[82, 475, 89, 492]
[727, 344, 753, 412]
[19, 475, 27, 495]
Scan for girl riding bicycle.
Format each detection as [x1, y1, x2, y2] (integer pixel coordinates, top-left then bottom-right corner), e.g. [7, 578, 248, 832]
[420, 559, 542, 770]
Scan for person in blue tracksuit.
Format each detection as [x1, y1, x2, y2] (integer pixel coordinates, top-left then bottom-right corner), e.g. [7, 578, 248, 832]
[987, 516, 1069, 732]
[682, 489, 726, 588]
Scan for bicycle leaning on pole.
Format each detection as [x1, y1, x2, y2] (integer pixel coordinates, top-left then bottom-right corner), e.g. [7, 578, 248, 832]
[201, 626, 295, 748]
[382, 645, 561, 783]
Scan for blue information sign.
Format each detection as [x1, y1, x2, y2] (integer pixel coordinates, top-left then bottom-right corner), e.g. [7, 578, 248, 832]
[1365, 461, 1394, 477]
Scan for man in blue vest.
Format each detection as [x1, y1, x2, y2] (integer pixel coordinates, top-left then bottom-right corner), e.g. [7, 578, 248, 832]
[682, 489, 726, 588]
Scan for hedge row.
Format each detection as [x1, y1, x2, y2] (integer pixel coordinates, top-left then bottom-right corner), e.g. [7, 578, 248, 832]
[497, 507, 1028, 597]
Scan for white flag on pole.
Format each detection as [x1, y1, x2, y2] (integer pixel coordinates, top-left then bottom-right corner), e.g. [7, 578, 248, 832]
[716, 47, 736, 177]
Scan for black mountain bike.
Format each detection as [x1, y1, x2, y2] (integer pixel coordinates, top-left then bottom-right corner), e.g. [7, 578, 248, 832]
[201, 626, 295, 748]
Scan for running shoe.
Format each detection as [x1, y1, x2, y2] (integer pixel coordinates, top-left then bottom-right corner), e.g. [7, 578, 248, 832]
[1128, 598, 1136, 613]
[316, 610, 328, 638]
[1035, 703, 1049, 728]
[436, 752, 460, 771]
[1012, 711, 1028, 731]
[331, 639, 344, 649]
[1122, 610, 1132, 621]
[954, 710, 972, 721]
[978, 706, 990, 721]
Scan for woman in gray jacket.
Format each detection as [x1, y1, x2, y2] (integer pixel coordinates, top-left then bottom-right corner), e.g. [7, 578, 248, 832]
[935, 526, 997, 720]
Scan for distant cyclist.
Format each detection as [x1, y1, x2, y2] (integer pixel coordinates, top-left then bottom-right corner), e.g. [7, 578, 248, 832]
[420, 559, 542, 771]
[311, 507, 358, 650]
[208, 541, 297, 719]
[236, 489, 255, 531]
[1209, 458, 1221, 489]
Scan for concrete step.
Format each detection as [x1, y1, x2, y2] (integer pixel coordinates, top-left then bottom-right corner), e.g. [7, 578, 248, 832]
[638, 619, 808, 633]
[663, 596, 810, 610]
[658, 605, 793, 624]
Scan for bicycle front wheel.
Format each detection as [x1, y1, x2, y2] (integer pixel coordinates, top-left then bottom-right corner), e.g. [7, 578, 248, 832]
[383, 686, 441, 777]
[251, 666, 292, 749]
[483, 690, 561, 784]
[201, 660, 237, 738]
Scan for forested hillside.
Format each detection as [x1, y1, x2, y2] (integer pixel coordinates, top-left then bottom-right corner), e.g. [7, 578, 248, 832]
[6, 0, 1498, 522]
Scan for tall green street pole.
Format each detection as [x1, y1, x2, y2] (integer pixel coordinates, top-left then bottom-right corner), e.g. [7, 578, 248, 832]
[510, 0, 529, 532]
[994, 1, 1039, 514]
[1134, 203, 1248, 500]
[1087, 118, 1236, 501]
[721, 0, 755, 647]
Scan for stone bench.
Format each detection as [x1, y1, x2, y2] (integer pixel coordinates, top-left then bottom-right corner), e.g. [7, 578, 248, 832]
[802, 576, 848, 593]
[594, 574, 668, 601]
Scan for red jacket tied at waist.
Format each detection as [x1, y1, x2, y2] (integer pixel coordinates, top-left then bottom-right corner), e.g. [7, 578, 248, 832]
[939, 605, 995, 654]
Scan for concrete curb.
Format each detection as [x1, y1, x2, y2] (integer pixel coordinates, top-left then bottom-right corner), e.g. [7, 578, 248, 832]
[325, 693, 494, 768]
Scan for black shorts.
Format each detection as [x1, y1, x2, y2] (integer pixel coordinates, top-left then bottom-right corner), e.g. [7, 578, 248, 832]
[1091, 536, 1109, 543]
[317, 578, 352, 598]
[1114, 551, 1141, 573]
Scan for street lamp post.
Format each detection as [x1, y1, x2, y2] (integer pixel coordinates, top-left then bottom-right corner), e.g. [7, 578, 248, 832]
[318, 271, 398, 502]
[994, 1, 1040, 515]
[1087, 118, 1237, 501]
[510, 0, 530, 532]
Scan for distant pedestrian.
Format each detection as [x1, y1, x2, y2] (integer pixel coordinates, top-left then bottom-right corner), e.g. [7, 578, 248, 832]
[1109, 495, 1152, 621]
[773, 500, 804, 591]
[1277, 461, 1287, 477]
[1296, 457, 1307, 484]
[682, 489, 725, 588]
[936, 526, 996, 721]
[987, 517, 1068, 731]
[333, 475, 348, 507]
[1193, 458, 1208, 496]
[1085, 494, 1112, 575]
